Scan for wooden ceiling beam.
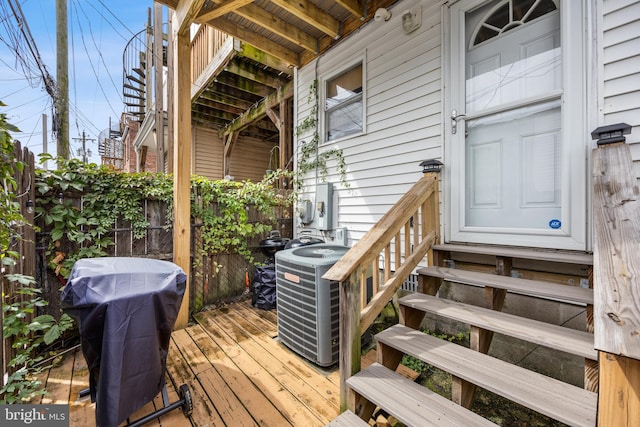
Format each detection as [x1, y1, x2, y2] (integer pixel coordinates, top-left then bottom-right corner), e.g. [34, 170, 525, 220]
[270, 0, 340, 38]
[233, 4, 318, 53]
[202, 83, 262, 105]
[223, 59, 290, 89]
[208, 18, 299, 66]
[335, 0, 365, 18]
[234, 41, 293, 75]
[193, 97, 246, 115]
[153, 0, 179, 9]
[214, 73, 273, 97]
[196, 0, 254, 22]
[199, 90, 254, 110]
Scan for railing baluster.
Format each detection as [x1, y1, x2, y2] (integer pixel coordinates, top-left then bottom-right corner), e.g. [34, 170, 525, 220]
[360, 267, 367, 310]
[413, 212, 419, 252]
[372, 258, 379, 298]
[384, 244, 391, 283]
[394, 232, 401, 272]
[404, 221, 410, 261]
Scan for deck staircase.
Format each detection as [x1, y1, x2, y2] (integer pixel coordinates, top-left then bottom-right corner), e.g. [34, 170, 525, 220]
[330, 243, 597, 426]
[327, 139, 640, 426]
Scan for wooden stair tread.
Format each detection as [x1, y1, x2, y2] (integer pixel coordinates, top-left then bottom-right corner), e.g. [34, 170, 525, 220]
[399, 293, 597, 360]
[325, 410, 369, 426]
[433, 244, 593, 265]
[417, 266, 593, 305]
[347, 363, 497, 427]
[377, 325, 597, 427]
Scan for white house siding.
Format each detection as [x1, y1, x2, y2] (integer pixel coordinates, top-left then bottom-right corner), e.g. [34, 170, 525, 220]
[601, 0, 640, 177]
[193, 126, 224, 179]
[295, 0, 444, 245]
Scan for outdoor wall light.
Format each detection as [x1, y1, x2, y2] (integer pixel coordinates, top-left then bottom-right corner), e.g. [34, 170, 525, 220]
[402, 6, 421, 34]
[420, 159, 443, 174]
[58, 192, 64, 204]
[26, 199, 34, 214]
[591, 123, 631, 146]
[374, 8, 392, 22]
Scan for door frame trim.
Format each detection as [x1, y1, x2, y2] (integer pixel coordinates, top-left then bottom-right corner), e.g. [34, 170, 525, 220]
[442, 0, 590, 251]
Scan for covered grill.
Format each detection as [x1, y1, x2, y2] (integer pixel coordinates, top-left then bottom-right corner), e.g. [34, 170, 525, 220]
[62, 257, 192, 427]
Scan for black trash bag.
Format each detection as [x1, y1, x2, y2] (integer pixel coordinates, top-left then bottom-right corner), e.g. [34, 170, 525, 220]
[252, 264, 276, 310]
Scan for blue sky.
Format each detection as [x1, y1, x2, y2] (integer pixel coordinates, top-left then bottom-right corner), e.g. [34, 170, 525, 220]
[0, 0, 156, 164]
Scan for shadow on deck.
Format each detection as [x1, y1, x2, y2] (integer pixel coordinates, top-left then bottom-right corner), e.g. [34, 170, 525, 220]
[36, 300, 341, 426]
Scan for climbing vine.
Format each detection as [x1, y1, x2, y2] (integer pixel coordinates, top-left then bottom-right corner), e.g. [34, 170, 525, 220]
[1, 103, 74, 404]
[295, 80, 349, 188]
[35, 156, 293, 278]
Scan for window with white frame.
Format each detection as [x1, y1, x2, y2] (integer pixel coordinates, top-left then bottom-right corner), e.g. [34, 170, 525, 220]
[324, 63, 363, 141]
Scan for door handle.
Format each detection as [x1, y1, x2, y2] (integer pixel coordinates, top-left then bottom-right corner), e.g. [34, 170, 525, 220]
[451, 109, 466, 135]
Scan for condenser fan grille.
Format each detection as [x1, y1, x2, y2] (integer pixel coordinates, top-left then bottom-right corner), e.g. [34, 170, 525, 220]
[291, 245, 348, 259]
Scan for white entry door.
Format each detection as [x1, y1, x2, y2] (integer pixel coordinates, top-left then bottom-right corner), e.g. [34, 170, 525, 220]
[447, 0, 587, 250]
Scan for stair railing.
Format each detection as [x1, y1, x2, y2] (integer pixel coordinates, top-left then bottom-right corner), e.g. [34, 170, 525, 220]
[591, 124, 640, 426]
[323, 163, 441, 411]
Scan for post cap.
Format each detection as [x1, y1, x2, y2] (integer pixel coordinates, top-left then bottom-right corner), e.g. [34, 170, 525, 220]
[419, 159, 443, 174]
[591, 123, 631, 146]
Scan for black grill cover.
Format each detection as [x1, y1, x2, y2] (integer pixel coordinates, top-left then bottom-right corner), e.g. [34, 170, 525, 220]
[252, 264, 276, 310]
[61, 257, 186, 427]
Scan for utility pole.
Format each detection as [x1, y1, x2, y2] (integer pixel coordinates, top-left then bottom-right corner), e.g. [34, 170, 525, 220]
[55, 0, 69, 160]
[73, 131, 95, 163]
[42, 113, 48, 170]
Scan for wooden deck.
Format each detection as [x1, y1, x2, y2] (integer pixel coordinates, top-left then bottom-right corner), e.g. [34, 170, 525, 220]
[35, 300, 342, 426]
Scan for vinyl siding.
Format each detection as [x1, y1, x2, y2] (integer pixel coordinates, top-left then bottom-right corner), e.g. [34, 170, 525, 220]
[295, 0, 443, 244]
[193, 126, 223, 179]
[601, 0, 640, 176]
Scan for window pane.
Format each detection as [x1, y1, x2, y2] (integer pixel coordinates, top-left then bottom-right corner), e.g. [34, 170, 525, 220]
[327, 97, 362, 140]
[325, 63, 363, 141]
[326, 64, 362, 109]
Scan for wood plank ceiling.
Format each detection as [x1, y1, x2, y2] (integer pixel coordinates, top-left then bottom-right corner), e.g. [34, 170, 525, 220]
[155, 0, 399, 139]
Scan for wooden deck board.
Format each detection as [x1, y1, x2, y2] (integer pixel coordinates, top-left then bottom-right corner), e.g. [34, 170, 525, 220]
[36, 300, 339, 426]
[197, 307, 340, 422]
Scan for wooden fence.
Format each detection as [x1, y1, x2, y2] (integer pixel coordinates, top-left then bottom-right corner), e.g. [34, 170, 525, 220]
[1, 140, 36, 381]
[35, 196, 292, 316]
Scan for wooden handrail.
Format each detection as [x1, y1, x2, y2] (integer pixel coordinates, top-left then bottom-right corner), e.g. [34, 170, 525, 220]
[325, 171, 440, 411]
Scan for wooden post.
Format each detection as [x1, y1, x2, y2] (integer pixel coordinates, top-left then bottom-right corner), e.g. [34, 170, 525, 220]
[592, 133, 640, 425]
[154, 2, 165, 172]
[339, 272, 361, 413]
[172, 0, 205, 329]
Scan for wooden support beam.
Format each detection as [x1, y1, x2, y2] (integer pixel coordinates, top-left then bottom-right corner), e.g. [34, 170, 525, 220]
[199, 90, 254, 110]
[334, 0, 364, 18]
[598, 352, 640, 426]
[265, 105, 281, 130]
[234, 41, 293, 76]
[208, 18, 299, 66]
[196, 0, 253, 22]
[172, 14, 192, 329]
[175, 0, 206, 35]
[154, 2, 165, 172]
[270, 0, 340, 38]
[234, 4, 318, 53]
[219, 81, 293, 137]
[213, 73, 273, 97]
[223, 132, 238, 177]
[223, 59, 290, 89]
[166, 13, 175, 173]
[339, 272, 361, 413]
